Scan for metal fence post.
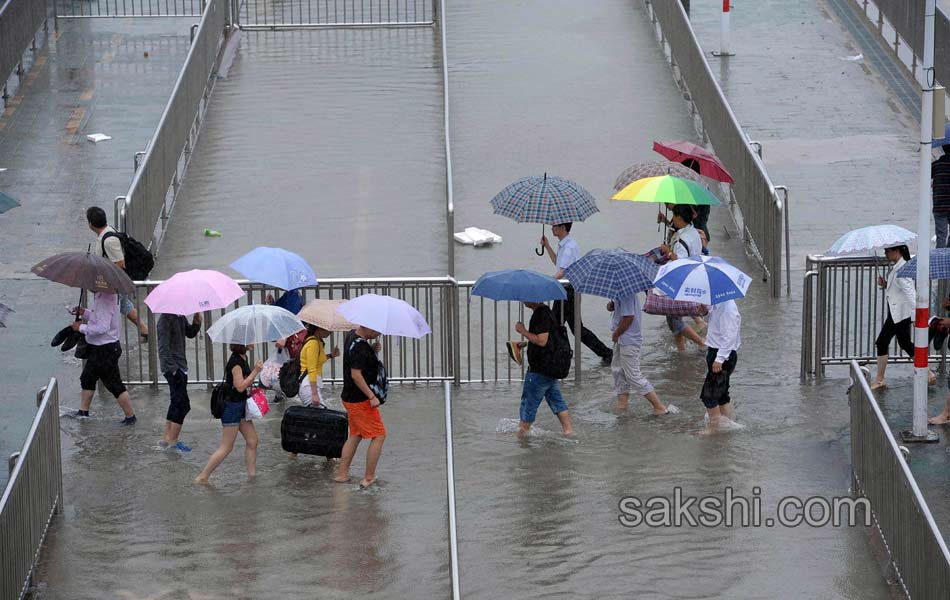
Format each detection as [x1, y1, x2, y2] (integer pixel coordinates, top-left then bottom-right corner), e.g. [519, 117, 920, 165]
[442, 382, 461, 600]
[574, 291, 583, 383]
[147, 306, 158, 386]
[7, 452, 20, 475]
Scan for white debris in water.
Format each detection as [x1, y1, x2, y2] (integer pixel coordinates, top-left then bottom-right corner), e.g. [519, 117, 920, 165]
[454, 227, 502, 246]
[838, 53, 863, 62]
[665, 404, 681, 414]
[86, 133, 113, 143]
[703, 412, 746, 430]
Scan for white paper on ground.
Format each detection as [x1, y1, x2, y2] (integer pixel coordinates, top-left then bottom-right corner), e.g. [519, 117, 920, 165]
[453, 227, 503, 246]
[838, 53, 863, 62]
[86, 133, 112, 143]
[0, 168, 7, 172]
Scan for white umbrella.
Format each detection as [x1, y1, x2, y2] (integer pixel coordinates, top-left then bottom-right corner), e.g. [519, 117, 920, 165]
[336, 294, 431, 338]
[206, 304, 304, 345]
[654, 256, 751, 305]
[825, 225, 916, 256]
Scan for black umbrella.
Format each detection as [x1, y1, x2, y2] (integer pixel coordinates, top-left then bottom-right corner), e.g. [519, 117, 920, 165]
[31, 251, 135, 294]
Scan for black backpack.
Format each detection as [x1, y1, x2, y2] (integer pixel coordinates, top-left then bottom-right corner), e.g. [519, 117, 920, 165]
[537, 324, 573, 379]
[102, 231, 154, 281]
[210, 376, 228, 419]
[278, 336, 315, 397]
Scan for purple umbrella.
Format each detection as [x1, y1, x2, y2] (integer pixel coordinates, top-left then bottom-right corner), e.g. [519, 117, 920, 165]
[31, 251, 135, 294]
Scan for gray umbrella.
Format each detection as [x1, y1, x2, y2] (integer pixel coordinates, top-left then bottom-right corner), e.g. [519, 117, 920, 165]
[31, 251, 135, 294]
[612, 161, 706, 192]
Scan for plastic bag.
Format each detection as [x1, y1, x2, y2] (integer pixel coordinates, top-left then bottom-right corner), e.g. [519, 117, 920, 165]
[246, 388, 270, 420]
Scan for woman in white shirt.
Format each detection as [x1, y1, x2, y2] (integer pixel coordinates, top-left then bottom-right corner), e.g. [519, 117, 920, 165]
[871, 245, 935, 389]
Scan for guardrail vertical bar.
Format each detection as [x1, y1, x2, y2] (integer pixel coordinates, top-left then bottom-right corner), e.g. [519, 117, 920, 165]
[574, 291, 582, 383]
[442, 382, 461, 600]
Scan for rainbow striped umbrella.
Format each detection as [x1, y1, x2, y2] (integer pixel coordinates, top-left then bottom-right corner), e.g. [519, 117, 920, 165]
[611, 175, 721, 206]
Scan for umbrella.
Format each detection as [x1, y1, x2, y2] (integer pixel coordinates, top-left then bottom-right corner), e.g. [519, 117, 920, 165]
[0, 191, 19, 215]
[206, 304, 305, 345]
[144, 269, 244, 315]
[298, 299, 358, 331]
[471, 269, 567, 302]
[336, 294, 431, 338]
[896, 248, 950, 278]
[934, 123, 949, 148]
[490, 173, 599, 255]
[612, 175, 721, 206]
[31, 251, 135, 294]
[612, 161, 706, 192]
[230, 246, 318, 291]
[563, 249, 658, 299]
[825, 225, 916, 256]
[652, 140, 735, 184]
[654, 256, 751, 305]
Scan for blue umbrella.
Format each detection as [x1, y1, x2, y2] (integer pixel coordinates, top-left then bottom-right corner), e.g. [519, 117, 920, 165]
[654, 256, 751, 305]
[896, 248, 950, 279]
[933, 123, 950, 148]
[230, 247, 318, 291]
[564, 248, 657, 299]
[472, 269, 567, 302]
[0, 191, 20, 215]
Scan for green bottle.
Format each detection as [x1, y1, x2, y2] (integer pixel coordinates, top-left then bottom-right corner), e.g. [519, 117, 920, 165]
[203, 229, 222, 237]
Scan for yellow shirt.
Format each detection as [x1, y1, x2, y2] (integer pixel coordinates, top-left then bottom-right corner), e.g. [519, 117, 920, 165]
[299, 336, 328, 383]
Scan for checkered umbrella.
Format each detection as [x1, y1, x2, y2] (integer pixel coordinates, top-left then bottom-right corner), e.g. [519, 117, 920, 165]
[564, 248, 658, 299]
[490, 173, 599, 225]
[896, 248, 950, 279]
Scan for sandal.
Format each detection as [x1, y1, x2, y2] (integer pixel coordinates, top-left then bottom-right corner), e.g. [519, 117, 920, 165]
[869, 380, 887, 391]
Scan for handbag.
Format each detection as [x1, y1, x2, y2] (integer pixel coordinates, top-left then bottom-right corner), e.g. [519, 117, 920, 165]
[246, 388, 269, 420]
[643, 291, 708, 317]
[73, 335, 90, 360]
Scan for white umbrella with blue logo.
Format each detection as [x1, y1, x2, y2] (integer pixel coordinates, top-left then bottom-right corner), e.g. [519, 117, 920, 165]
[653, 256, 751, 305]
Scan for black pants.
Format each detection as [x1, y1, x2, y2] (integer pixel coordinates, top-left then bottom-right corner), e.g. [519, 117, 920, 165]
[163, 369, 191, 425]
[875, 311, 914, 357]
[694, 205, 710, 243]
[701, 348, 737, 409]
[80, 341, 126, 398]
[552, 289, 612, 360]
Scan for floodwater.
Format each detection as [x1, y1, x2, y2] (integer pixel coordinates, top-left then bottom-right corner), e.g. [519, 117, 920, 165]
[28, 0, 898, 598]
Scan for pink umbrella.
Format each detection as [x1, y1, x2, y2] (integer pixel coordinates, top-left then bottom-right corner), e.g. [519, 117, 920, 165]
[652, 140, 735, 184]
[145, 269, 244, 315]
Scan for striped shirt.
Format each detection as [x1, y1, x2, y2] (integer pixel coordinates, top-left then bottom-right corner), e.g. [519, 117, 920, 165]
[933, 154, 950, 213]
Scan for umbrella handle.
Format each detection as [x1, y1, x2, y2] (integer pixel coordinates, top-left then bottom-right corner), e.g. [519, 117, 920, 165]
[535, 246, 545, 256]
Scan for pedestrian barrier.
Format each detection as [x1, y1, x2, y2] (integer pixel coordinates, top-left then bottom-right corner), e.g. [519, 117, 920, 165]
[234, 0, 435, 29]
[849, 361, 950, 598]
[0, 0, 49, 105]
[857, 0, 950, 87]
[114, 0, 229, 250]
[55, 0, 203, 18]
[643, 0, 789, 298]
[119, 276, 586, 386]
[800, 255, 947, 379]
[0, 379, 64, 600]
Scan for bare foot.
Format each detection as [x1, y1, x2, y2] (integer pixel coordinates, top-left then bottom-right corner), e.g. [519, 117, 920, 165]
[617, 399, 630, 411]
[333, 474, 351, 483]
[561, 428, 574, 436]
[194, 476, 209, 485]
[653, 406, 668, 415]
[288, 452, 298, 459]
[869, 380, 887, 391]
[928, 412, 950, 424]
[359, 478, 376, 490]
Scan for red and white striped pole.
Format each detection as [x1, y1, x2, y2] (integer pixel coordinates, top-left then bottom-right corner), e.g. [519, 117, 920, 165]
[714, 0, 735, 57]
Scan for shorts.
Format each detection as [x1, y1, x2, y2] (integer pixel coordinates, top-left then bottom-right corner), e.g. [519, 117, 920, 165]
[118, 293, 135, 317]
[666, 315, 687, 335]
[80, 342, 127, 398]
[221, 400, 246, 426]
[299, 376, 325, 406]
[343, 399, 386, 439]
[519, 371, 569, 423]
[701, 348, 738, 409]
[611, 344, 654, 396]
[163, 370, 191, 425]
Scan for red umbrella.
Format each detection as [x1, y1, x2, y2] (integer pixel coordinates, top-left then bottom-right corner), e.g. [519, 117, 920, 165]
[652, 140, 735, 184]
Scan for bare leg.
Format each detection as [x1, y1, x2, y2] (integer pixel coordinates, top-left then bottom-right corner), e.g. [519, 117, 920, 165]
[720, 402, 734, 420]
[361, 435, 386, 487]
[195, 426, 239, 483]
[164, 421, 183, 445]
[674, 334, 686, 352]
[240, 420, 258, 479]
[80, 389, 94, 412]
[556, 410, 574, 436]
[128, 308, 148, 336]
[644, 391, 667, 415]
[681, 325, 706, 348]
[871, 355, 888, 388]
[616, 393, 630, 411]
[701, 406, 722, 435]
[517, 420, 532, 438]
[335, 434, 362, 482]
[929, 396, 950, 424]
[115, 391, 134, 418]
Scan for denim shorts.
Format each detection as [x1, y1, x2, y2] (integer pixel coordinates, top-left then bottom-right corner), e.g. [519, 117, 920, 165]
[221, 400, 246, 426]
[520, 371, 569, 423]
[118, 293, 135, 316]
[666, 315, 686, 335]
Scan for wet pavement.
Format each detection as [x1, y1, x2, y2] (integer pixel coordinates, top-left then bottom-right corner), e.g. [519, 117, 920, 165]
[0, 18, 194, 487]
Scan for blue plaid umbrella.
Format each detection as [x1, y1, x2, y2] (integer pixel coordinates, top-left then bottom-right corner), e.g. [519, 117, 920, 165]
[564, 249, 657, 299]
[896, 248, 950, 279]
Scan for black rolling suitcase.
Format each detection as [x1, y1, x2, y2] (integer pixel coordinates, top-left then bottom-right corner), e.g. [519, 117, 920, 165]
[280, 405, 349, 458]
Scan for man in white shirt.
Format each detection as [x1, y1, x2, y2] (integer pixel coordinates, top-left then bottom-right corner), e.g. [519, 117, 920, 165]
[701, 299, 741, 433]
[661, 206, 707, 352]
[86, 207, 149, 338]
[541, 222, 613, 366]
[607, 293, 670, 414]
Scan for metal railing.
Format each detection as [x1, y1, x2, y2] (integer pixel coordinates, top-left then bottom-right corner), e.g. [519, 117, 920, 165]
[0, 379, 64, 600]
[644, 0, 789, 297]
[442, 382, 461, 600]
[115, 0, 228, 250]
[438, 0, 454, 278]
[849, 361, 950, 598]
[801, 255, 948, 378]
[859, 0, 950, 86]
[235, 0, 435, 29]
[0, 0, 48, 104]
[118, 276, 587, 386]
[55, 0, 203, 18]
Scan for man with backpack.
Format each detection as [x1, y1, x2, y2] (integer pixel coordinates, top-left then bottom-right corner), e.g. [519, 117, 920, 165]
[86, 207, 151, 339]
[514, 301, 574, 437]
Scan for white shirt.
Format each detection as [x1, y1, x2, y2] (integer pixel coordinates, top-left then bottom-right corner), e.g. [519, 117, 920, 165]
[611, 293, 643, 346]
[671, 224, 702, 258]
[706, 300, 741, 363]
[885, 257, 915, 323]
[556, 235, 580, 271]
[96, 226, 124, 263]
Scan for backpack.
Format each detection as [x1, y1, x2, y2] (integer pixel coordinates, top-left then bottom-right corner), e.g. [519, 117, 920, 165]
[210, 376, 228, 419]
[278, 336, 315, 397]
[536, 324, 573, 379]
[102, 231, 154, 281]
